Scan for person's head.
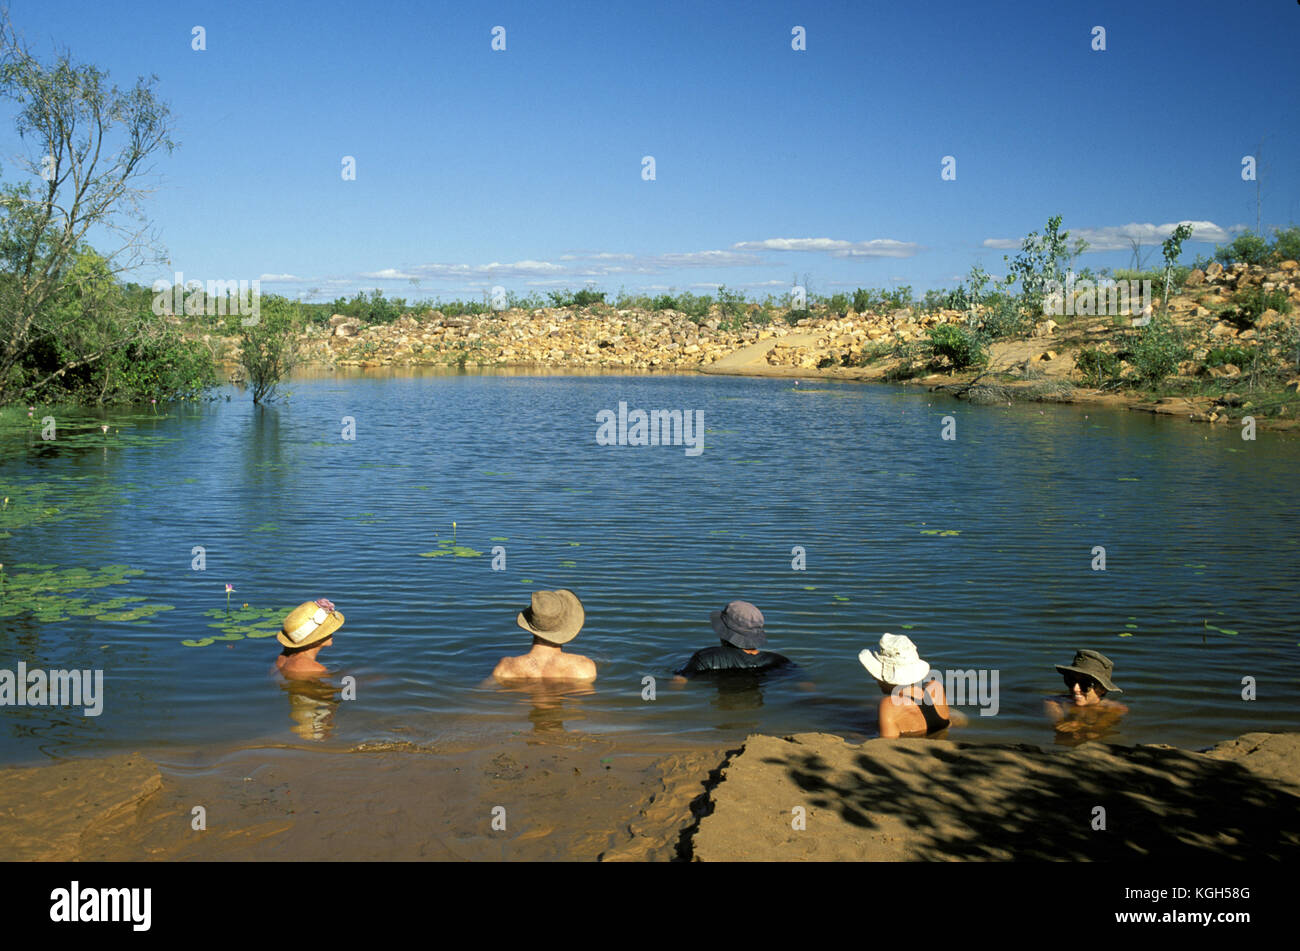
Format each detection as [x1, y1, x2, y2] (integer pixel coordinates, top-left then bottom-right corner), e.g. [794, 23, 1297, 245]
[278, 599, 344, 654]
[711, 600, 766, 652]
[859, 633, 930, 693]
[517, 589, 584, 647]
[1054, 650, 1122, 706]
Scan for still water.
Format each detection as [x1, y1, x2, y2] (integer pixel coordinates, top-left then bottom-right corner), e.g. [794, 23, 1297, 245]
[2, 369, 1298, 763]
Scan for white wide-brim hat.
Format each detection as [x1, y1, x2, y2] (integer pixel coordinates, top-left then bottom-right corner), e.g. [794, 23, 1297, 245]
[859, 633, 930, 686]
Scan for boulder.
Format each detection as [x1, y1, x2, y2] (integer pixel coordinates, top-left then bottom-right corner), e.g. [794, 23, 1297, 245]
[1034, 319, 1058, 337]
[1185, 269, 1205, 287]
[1206, 261, 1224, 279]
[334, 320, 362, 338]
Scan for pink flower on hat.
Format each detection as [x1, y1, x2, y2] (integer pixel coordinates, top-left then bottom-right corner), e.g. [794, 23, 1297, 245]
[315, 598, 335, 612]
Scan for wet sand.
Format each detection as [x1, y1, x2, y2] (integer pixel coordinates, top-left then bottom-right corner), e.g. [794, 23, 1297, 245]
[5, 730, 1298, 861]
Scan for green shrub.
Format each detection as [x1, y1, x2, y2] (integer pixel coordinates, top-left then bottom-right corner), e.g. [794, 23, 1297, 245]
[1076, 348, 1120, 387]
[228, 296, 297, 403]
[826, 292, 850, 317]
[1229, 286, 1291, 328]
[664, 292, 711, 322]
[1272, 226, 1300, 264]
[715, 285, 747, 319]
[1127, 318, 1182, 387]
[883, 286, 913, 309]
[851, 288, 875, 313]
[975, 294, 1029, 340]
[1205, 345, 1252, 368]
[651, 294, 678, 312]
[926, 323, 986, 370]
[1214, 232, 1271, 267]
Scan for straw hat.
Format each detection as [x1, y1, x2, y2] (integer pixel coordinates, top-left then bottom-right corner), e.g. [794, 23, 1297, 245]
[517, 589, 585, 645]
[859, 633, 930, 686]
[1055, 649, 1122, 694]
[278, 599, 345, 649]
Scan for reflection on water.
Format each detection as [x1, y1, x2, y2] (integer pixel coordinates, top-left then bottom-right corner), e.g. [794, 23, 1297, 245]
[279, 677, 342, 742]
[494, 680, 597, 734]
[2, 370, 1299, 762]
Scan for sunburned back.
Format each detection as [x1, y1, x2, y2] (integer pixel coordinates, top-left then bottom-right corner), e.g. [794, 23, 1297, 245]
[493, 650, 596, 682]
[878, 681, 950, 736]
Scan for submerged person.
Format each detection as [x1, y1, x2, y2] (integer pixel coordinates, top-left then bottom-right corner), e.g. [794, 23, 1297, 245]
[675, 600, 791, 677]
[492, 588, 597, 681]
[859, 633, 950, 737]
[275, 598, 344, 679]
[1045, 649, 1128, 740]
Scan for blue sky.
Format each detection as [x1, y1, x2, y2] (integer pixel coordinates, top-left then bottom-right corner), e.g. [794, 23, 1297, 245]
[6, 0, 1299, 303]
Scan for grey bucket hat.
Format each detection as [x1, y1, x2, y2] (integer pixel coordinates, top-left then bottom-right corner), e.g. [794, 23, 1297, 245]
[710, 600, 767, 650]
[1056, 649, 1122, 694]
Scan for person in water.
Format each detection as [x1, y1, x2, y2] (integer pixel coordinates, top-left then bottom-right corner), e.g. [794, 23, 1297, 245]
[1045, 649, 1128, 739]
[675, 600, 791, 677]
[859, 633, 950, 737]
[492, 588, 597, 681]
[275, 598, 344, 679]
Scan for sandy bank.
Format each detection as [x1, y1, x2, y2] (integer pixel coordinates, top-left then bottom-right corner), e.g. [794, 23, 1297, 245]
[5, 730, 1298, 861]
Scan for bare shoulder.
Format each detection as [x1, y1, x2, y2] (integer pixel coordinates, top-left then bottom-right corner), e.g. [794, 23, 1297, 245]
[492, 655, 521, 681]
[568, 653, 597, 681]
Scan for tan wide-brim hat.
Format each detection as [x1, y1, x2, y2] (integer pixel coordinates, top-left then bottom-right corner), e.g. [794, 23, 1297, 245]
[517, 589, 584, 645]
[278, 600, 345, 649]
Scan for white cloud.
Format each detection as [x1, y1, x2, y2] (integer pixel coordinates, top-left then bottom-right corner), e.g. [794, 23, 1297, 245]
[984, 220, 1232, 253]
[257, 273, 301, 282]
[732, 237, 921, 258]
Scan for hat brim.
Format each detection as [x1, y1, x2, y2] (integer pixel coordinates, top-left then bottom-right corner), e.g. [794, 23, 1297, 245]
[277, 610, 344, 649]
[859, 648, 930, 686]
[517, 589, 584, 645]
[1055, 664, 1122, 693]
[711, 609, 766, 649]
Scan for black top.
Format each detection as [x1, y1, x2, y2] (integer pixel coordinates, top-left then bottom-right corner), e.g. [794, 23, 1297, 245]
[676, 643, 792, 676]
[901, 684, 950, 734]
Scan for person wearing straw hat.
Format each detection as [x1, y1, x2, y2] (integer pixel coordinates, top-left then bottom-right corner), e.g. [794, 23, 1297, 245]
[275, 598, 344, 679]
[859, 633, 951, 737]
[674, 600, 791, 677]
[1045, 649, 1128, 739]
[492, 589, 596, 681]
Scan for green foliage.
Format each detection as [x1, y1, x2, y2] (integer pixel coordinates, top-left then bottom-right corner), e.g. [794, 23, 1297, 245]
[926, 323, 986, 370]
[974, 294, 1029, 340]
[546, 288, 606, 308]
[1161, 223, 1194, 311]
[1272, 226, 1300, 264]
[1126, 317, 1183, 386]
[1004, 215, 1072, 309]
[1214, 231, 1271, 267]
[0, 17, 177, 405]
[1205, 345, 1252, 368]
[715, 285, 748, 319]
[1076, 348, 1121, 387]
[229, 295, 297, 403]
[1228, 286, 1291, 328]
[674, 292, 713, 322]
[851, 288, 876, 313]
[826, 293, 850, 317]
